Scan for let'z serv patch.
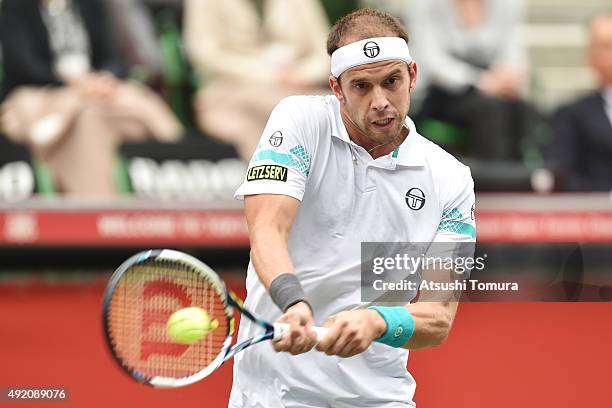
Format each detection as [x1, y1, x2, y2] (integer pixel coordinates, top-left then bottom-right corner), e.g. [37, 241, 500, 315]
[246, 165, 288, 182]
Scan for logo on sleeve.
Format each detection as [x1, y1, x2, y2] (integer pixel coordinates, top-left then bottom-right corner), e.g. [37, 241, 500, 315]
[363, 41, 380, 58]
[405, 187, 426, 211]
[246, 165, 288, 182]
[269, 131, 283, 147]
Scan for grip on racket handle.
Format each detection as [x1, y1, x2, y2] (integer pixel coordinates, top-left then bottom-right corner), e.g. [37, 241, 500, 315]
[310, 326, 329, 343]
[273, 323, 329, 343]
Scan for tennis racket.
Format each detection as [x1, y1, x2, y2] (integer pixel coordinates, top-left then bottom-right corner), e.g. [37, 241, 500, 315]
[102, 249, 328, 388]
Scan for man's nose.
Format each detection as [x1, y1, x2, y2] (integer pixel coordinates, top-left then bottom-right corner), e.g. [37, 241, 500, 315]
[371, 87, 389, 111]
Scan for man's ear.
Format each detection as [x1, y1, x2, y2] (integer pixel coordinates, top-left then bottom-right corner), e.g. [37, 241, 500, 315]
[329, 75, 345, 104]
[408, 62, 418, 92]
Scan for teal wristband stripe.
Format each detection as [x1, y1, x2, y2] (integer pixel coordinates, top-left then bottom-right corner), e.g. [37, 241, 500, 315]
[368, 306, 415, 348]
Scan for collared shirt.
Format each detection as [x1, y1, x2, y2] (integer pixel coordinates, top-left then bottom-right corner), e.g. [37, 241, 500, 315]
[231, 95, 475, 407]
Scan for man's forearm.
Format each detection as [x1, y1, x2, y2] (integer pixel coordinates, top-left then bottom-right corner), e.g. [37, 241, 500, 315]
[249, 225, 295, 288]
[403, 302, 458, 349]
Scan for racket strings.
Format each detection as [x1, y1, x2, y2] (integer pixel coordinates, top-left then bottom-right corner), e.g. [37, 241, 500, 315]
[107, 260, 230, 379]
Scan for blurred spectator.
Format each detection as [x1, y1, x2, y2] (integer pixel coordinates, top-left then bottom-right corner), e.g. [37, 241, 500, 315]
[545, 14, 612, 191]
[0, 0, 182, 197]
[106, 0, 164, 85]
[183, 0, 330, 160]
[406, 0, 533, 161]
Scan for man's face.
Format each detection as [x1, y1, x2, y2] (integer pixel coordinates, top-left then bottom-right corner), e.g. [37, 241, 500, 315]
[330, 60, 417, 145]
[589, 17, 612, 85]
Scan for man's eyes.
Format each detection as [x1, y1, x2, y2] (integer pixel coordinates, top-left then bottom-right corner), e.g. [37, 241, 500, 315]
[384, 77, 399, 85]
[353, 77, 400, 89]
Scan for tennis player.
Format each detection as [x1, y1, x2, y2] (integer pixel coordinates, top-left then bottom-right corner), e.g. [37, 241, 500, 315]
[230, 8, 476, 408]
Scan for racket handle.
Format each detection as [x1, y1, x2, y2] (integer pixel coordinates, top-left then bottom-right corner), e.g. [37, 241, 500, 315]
[310, 326, 329, 343]
[273, 323, 329, 343]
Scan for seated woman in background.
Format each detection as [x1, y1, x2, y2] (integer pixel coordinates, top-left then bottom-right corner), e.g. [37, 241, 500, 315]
[0, 0, 182, 197]
[183, 0, 330, 160]
[407, 0, 534, 161]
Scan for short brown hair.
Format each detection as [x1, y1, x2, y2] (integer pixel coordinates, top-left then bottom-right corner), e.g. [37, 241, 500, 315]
[326, 8, 410, 56]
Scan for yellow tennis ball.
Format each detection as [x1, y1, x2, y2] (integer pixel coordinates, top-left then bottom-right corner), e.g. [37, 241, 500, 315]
[166, 307, 219, 344]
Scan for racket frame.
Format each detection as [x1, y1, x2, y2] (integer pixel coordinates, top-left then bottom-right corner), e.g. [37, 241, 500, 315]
[102, 249, 235, 388]
[102, 249, 326, 388]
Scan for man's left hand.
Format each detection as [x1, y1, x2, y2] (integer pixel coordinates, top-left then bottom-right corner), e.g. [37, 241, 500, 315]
[316, 309, 386, 358]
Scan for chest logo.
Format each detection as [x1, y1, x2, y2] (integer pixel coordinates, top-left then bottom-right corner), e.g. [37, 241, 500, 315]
[405, 188, 426, 211]
[269, 131, 283, 147]
[363, 41, 380, 58]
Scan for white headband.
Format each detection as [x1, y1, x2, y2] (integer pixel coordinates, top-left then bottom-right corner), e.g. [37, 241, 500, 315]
[330, 37, 413, 78]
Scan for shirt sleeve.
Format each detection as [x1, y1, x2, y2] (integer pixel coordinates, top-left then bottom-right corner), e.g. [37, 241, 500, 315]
[433, 165, 476, 243]
[234, 97, 315, 202]
[422, 164, 476, 284]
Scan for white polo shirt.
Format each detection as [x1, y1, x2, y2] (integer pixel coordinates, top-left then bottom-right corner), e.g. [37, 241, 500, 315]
[230, 95, 475, 408]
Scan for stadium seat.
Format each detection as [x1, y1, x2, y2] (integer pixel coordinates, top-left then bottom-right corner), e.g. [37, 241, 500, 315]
[116, 135, 245, 200]
[155, 6, 198, 129]
[416, 118, 467, 151]
[0, 135, 56, 200]
[320, 0, 359, 24]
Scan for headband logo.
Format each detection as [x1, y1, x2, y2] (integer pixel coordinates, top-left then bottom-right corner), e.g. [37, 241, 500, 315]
[363, 41, 380, 58]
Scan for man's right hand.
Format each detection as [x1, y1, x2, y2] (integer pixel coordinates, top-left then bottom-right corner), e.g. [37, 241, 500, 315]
[272, 301, 318, 355]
